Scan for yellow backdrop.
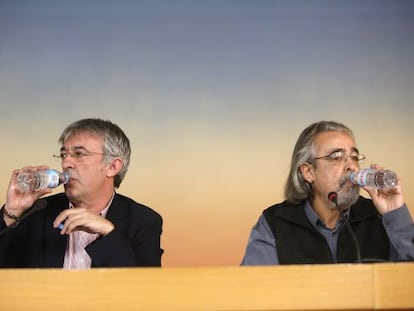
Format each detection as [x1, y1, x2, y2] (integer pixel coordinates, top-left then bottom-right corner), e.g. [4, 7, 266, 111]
[1, 1, 413, 267]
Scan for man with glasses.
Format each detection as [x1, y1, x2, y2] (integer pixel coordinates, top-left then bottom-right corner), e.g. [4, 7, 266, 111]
[241, 120, 414, 265]
[0, 118, 163, 268]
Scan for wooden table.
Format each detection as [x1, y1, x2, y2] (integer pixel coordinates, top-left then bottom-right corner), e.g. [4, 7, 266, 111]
[1, 263, 413, 310]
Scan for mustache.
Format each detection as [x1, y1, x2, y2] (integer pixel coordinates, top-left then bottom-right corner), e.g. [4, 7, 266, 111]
[338, 173, 360, 194]
[338, 173, 358, 189]
[338, 174, 348, 187]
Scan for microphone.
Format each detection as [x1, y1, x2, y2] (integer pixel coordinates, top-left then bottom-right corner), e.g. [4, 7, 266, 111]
[0, 199, 48, 237]
[328, 191, 338, 205]
[328, 191, 362, 263]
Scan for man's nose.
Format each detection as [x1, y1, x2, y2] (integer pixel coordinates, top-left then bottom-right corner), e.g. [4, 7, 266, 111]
[344, 156, 359, 171]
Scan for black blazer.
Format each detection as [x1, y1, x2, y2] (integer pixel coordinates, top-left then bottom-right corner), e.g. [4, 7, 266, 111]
[0, 193, 163, 268]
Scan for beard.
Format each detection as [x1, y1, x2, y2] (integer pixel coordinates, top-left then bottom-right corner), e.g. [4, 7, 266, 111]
[337, 175, 360, 208]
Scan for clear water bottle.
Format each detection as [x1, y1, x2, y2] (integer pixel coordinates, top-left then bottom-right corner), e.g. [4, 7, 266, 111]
[348, 168, 398, 190]
[16, 169, 70, 192]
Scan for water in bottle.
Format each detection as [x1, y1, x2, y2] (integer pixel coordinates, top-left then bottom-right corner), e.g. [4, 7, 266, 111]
[348, 168, 398, 190]
[16, 169, 71, 192]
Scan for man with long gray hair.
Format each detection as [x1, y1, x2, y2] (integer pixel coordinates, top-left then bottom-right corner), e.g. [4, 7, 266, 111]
[242, 120, 414, 265]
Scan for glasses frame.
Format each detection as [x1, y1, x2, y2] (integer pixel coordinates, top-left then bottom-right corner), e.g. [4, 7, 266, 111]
[311, 150, 365, 164]
[53, 148, 106, 160]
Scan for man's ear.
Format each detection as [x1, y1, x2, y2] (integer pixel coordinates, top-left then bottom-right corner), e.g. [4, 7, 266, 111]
[300, 162, 315, 184]
[106, 157, 123, 178]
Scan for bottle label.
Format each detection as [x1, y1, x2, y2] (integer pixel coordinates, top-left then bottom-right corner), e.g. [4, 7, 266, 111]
[46, 170, 60, 188]
[354, 168, 374, 187]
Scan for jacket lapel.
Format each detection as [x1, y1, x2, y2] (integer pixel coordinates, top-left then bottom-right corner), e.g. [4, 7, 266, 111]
[44, 195, 69, 267]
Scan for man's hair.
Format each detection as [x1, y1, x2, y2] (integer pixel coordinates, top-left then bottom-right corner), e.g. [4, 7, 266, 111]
[58, 118, 131, 188]
[284, 120, 354, 204]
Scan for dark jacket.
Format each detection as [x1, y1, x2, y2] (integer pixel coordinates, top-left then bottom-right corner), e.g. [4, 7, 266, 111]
[263, 196, 389, 264]
[0, 193, 163, 268]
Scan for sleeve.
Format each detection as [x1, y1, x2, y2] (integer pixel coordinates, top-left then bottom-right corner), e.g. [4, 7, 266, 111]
[0, 218, 12, 267]
[0, 213, 28, 268]
[382, 204, 414, 261]
[240, 214, 279, 265]
[86, 209, 163, 267]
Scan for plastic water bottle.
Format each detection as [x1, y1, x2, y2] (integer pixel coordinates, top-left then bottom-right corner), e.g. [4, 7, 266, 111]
[16, 169, 70, 192]
[348, 168, 398, 190]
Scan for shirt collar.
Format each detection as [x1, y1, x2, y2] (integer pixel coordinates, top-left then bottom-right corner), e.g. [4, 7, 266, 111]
[68, 191, 115, 218]
[304, 200, 349, 230]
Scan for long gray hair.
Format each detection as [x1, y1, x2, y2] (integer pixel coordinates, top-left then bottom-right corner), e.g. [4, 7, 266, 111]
[284, 121, 354, 204]
[58, 118, 131, 188]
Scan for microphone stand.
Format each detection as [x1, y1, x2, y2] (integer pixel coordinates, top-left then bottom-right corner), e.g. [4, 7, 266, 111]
[328, 192, 362, 263]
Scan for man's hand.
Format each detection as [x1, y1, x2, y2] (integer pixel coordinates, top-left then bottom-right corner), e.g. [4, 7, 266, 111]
[3, 166, 51, 226]
[363, 164, 405, 215]
[53, 208, 115, 236]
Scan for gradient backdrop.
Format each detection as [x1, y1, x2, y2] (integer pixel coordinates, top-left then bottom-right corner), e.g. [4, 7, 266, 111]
[1, 0, 413, 267]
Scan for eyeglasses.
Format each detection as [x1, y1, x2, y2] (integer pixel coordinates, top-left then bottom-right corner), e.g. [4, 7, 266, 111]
[311, 150, 365, 164]
[53, 148, 106, 160]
